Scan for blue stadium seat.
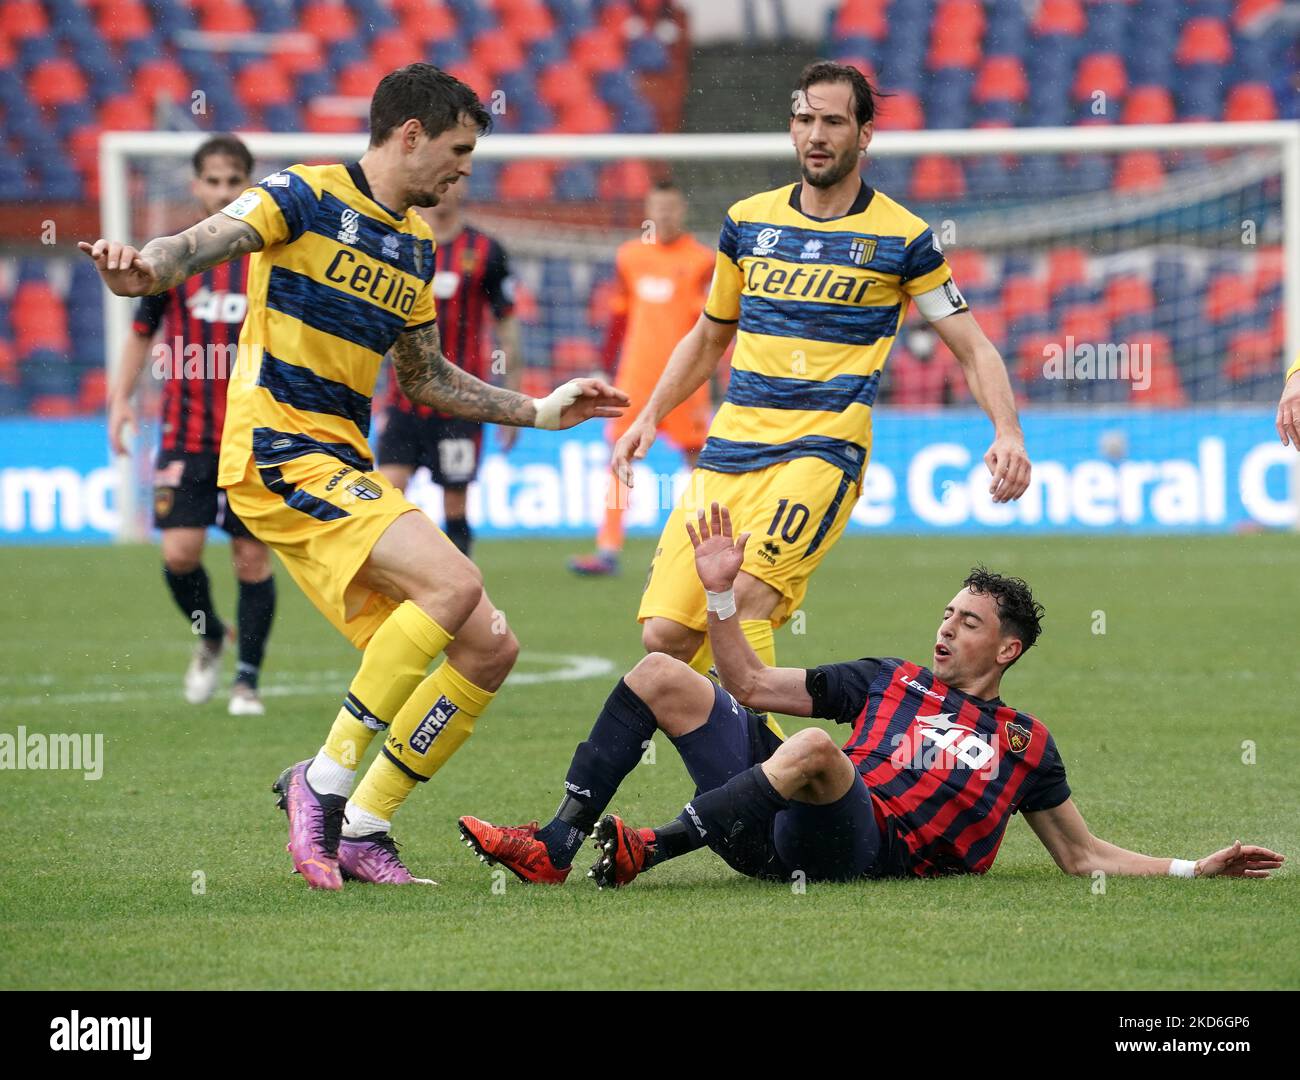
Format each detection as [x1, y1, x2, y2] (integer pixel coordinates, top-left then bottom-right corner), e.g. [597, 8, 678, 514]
[865, 159, 910, 196]
[148, 0, 198, 33]
[328, 39, 370, 73]
[430, 37, 469, 68]
[21, 353, 79, 398]
[555, 162, 598, 202]
[295, 70, 334, 105]
[447, 0, 494, 38]
[965, 157, 1014, 198]
[627, 35, 669, 73]
[1084, 2, 1128, 54]
[548, 0, 596, 37]
[926, 69, 974, 128]
[617, 98, 657, 134]
[18, 37, 60, 72]
[346, 0, 395, 35]
[263, 103, 302, 133]
[466, 160, 499, 201]
[529, 35, 569, 69]
[0, 383, 26, 417]
[516, 98, 554, 133]
[251, 0, 298, 33]
[1177, 66, 1223, 117]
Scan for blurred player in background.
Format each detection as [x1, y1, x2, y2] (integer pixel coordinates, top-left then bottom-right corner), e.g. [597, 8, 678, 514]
[612, 62, 1032, 707]
[106, 134, 276, 717]
[81, 65, 625, 889]
[378, 178, 521, 557]
[568, 180, 716, 576]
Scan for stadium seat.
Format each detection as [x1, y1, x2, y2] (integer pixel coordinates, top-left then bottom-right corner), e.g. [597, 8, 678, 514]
[337, 61, 386, 100]
[3, 0, 49, 38]
[1121, 85, 1176, 124]
[1103, 275, 1156, 322]
[1059, 303, 1110, 344]
[571, 27, 625, 74]
[626, 35, 669, 72]
[199, 0, 256, 33]
[927, 29, 982, 71]
[272, 35, 325, 77]
[833, 0, 889, 40]
[943, 249, 990, 291]
[135, 60, 192, 110]
[538, 62, 592, 109]
[555, 98, 613, 134]
[1003, 276, 1050, 318]
[1046, 248, 1089, 297]
[1177, 67, 1223, 118]
[304, 104, 365, 134]
[1072, 52, 1126, 102]
[597, 159, 653, 202]
[974, 55, 1029, 103]
[471, 30, 527, 76]
[555, 162, 599, 201]
[1224, 83, 1278, 121]
[370, 30, 424, 72]
[1176, 17, 1233, 65]
[78, 369, 108, 414]
[1223, 327, 1281, 382]
[301, 1, 356, 43]
[910, 156, 966, 200]
[444, 61, 492, 98]
[1251, 246, 1285, 296]
[874, 90, 924, 130]
[498, 160, 556, 202]
[552, 336, 600, 378]
[237, 60, 294, 110]
[496, 0, 555, 44]
[1205, 273, 1255, 324]
[27, 59, 89, 109]
[99, 94, 153, 131]
[1113, 151, 1165, 191]
[1128, 333, 1186, 406]
[1032, 0, 1086, 35]
[95, 0, 153, 43]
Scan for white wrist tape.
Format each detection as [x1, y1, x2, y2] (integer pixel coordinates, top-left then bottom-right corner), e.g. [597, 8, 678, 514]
[706, 588, 737, 620]
[1168, 859, 1196, 878]
[532, 380, 583, 430]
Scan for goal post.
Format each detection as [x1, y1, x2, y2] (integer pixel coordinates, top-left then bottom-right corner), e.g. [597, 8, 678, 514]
[99, 121, 1300, 540]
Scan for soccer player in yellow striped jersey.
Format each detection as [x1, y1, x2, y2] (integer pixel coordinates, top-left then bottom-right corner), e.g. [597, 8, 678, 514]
[80, 65, 627, 889]
[615, 61, 1033, 715]
[1276, 351, 1300, 449]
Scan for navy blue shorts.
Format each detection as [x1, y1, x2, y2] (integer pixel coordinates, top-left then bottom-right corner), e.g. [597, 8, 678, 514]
[668, 683, 883, 882]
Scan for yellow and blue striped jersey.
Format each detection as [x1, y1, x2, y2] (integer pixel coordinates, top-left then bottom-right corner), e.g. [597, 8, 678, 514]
[216, 162, 437, 486]
[701, 180, 956, 480]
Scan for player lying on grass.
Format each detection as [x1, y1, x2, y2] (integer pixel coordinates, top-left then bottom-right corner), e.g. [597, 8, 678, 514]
[461, 503, 1284, 887]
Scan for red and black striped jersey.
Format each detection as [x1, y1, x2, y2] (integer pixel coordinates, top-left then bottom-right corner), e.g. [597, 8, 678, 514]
[384, 224, 514, 418]
[806, 657, 1070, 877]
[132, 258, 250, 455]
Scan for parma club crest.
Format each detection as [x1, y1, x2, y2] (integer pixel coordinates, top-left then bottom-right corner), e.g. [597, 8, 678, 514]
[1004, 720, 1033, 754]
[346, 477, 383, 501]
[849, 237, 876, 265]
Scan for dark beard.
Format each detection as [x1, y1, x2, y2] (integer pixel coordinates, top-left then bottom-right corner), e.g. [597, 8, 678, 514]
[800, 149, 858, 189]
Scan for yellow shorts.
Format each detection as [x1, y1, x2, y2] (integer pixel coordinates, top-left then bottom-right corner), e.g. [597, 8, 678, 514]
[224, 454, 419, 649]
[638, 456, 862, 631]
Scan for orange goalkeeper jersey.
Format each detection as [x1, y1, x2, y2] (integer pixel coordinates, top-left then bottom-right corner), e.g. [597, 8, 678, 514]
[609, 231, 715, 448]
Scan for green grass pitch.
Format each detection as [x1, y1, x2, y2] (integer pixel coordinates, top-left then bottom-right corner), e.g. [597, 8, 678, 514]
[1, 533, 1297, 990]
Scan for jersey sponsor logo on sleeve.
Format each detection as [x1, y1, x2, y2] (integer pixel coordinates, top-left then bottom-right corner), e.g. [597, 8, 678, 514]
[345, 476, 383, 501]
[410, 696, 459, 754]
[222, 191, 261, 220]
[263, 172, 291, 188]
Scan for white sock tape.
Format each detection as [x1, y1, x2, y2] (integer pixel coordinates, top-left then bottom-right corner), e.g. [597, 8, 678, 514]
[706, 588, 737, 620]
[532, 379, 583, 430]
[1168, 858, 1196, 878]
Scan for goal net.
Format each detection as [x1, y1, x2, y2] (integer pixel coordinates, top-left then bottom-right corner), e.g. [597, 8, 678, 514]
[101, 124, 1300, 540]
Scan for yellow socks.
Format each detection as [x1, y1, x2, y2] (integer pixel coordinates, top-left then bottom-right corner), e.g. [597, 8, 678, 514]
[349, 660, 495, 823]
[686, 637, 715, 679]
[740, 618, 775, 667]
[309, 601, 453, 797]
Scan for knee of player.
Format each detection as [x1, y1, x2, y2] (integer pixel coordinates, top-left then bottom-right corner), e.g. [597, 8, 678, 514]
[626, 652, 688, 710]
[162, 553, 201, 575]
[784, 727, 839, 776]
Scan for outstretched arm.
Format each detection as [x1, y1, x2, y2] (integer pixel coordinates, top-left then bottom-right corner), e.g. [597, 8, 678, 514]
[687, 502, 814, 716]
[931, 310, 1031, 503]
[392, 321, 628, 429]
[1276, 359, 1300, 449]
[1025, 797, 1284, 878]
[79, 212, 263, 297]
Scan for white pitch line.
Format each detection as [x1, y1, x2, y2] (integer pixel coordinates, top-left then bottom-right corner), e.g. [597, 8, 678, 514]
[7, 652, 618, 708]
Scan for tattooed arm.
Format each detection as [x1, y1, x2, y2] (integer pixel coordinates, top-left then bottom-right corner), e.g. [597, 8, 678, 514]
[393, 322, 629, 428]
[79, 212, 263, 298]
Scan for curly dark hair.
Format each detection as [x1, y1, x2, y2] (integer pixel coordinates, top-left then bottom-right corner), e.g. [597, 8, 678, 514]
[963, 566, 1044, 665]
[192, 134, 252, 178]
[793, 60, 883, 126]
[369, 63, 493, 147]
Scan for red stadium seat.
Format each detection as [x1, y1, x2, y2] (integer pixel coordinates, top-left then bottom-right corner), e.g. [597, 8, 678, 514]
[911, 156, 966, 199]
[495, 0, 555, 44]
[1224, 327, 1281, 381]
[1122, 85, 1175, 124]
[497, 160, 556, 202]
[935, 0, 986, 37]
[943, 249, 989, 290]
[445, 62, 491, 99]
[337, 61, 386, 100]
[2, 0, 49, 39]
[68, 125, 103, 178]
[1205, 274, 1255, 323]
[974, 55, 1028, 104]
[554, 98, 613, 134]
[832, 56, 878, 87]
[597, 159, 653, 201]
[394, 3, 457, 44]
[1233, 0, 1283, 30]
[553, 337, 600, 378]
[975, 306, 1006, 349]
[1073, 52, 1126, 101]
[99, 94, 153, 130]
[0, 341, 17, 382]
[570, 28, 625, 74]
[1128, 333, 1185, 406]
[78, 369, 108, 414]
[199, 0, 256, 33]
[300, 1, 356, 44]
[1046, 247, 1089, 296]
[1060, 303, 1110, 343]
[874, 89, 924, 129]
[30, 395, 79, 419]
[96, 0, 152, 43]
[1251, 245, 1285, 295]
[833, 0, 888, 39]
[1032, 0, 1085, 35]
[304, 102, 365, 134]
[1103, 275, 1155, 321]
[1176, 17, 1233, 65]
[537, 62, 593, 109]
[596, 0, 634, 33]
[135, 60, 192, 109]
[273, 36, 325, 76]
[1015, 334, 1055, 384]
[1002, 276, 1050, 316]
[1224, 83, 1278, 121]
[510, 280, 540, 324]
[927, 31, 982, 71]
[471, 30, 527, 76]
[370, 31, 424, 73]
[1113, 150, 1164, 191]
[13, 284, 69, 353]
[236, 60, 293, 109]
[28, 58, 89, 108]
